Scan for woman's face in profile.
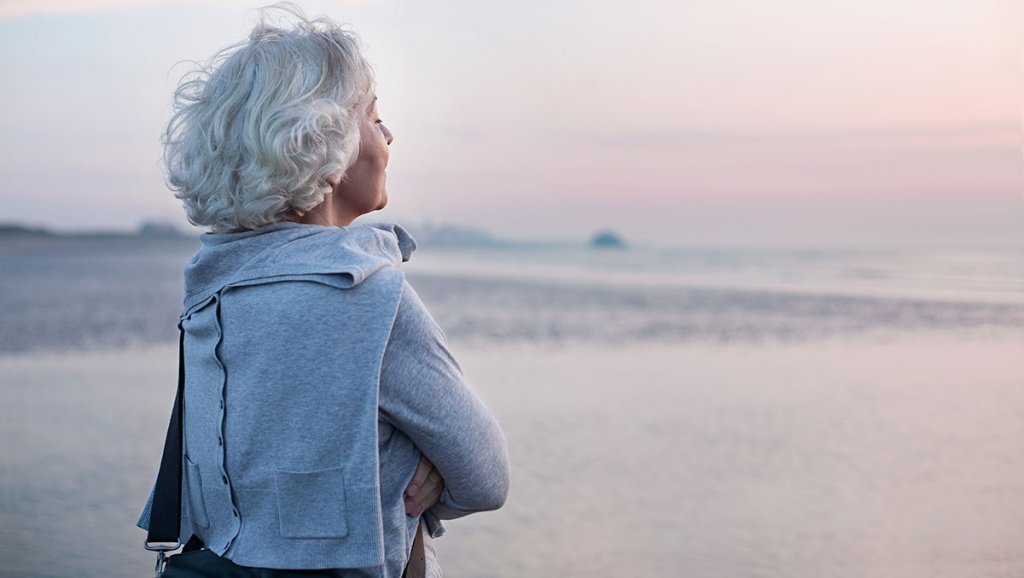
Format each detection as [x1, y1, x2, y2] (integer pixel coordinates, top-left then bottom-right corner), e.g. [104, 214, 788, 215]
[334, 97, 394, 218]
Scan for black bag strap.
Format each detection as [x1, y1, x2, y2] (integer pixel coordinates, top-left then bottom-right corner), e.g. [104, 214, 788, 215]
[146, 322, 187, 548]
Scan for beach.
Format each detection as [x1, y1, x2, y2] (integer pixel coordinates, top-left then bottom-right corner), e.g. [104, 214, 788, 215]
[1, 236, 1022, 577]
[3, 2, 1022, 575]
[2, 332, 1023, 577]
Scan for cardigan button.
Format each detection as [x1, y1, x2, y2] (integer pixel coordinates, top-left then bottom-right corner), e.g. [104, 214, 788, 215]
[218, 435, 223, 446]
[222, 475, 228, 485]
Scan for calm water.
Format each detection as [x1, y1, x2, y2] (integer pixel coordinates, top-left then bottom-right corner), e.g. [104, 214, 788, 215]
[1, 236, 1021, 355]
[1, 235, 1022, 577]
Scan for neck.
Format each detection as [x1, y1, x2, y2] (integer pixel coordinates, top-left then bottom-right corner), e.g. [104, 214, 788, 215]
[286, 193, 357, 228]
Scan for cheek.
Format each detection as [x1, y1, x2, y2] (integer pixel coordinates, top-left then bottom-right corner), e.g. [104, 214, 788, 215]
[368, 144, 388, 176]
[375, 132, 389, 165]
[362, 124, 389, 168]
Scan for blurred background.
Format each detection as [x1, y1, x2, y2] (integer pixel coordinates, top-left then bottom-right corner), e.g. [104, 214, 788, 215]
[1, 1, 1022, 577]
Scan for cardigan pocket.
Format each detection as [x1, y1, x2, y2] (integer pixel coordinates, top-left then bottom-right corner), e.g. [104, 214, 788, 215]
[274, 466, 350, 539]
[184, 455, 211, 529]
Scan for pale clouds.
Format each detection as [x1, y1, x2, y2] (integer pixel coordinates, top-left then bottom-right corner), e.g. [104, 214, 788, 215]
[0, 0, 1019, 245]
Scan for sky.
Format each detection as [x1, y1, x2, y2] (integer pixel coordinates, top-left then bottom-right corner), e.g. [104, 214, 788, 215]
[0, 0, 1021, 246]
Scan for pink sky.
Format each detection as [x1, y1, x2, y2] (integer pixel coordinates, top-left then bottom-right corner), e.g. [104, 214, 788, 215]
[0, 0, 1020, 245]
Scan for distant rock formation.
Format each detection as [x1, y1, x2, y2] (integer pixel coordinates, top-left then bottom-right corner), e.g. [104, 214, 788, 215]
[589, 230, 626, 249]
[138, 220, 188, 238]
[0, 223, 52, 237]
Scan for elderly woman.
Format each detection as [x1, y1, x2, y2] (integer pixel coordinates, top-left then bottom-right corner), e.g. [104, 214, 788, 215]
[136, 6, 510, 578]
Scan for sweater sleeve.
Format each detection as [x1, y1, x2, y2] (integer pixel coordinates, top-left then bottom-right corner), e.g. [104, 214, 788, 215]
[378, 281, 510, 520]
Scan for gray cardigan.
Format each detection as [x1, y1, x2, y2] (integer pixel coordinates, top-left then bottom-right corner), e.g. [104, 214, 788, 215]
[136, 221, 510, 577]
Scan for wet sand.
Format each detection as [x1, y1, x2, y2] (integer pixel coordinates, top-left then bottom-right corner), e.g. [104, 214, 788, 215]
[2, 332, 1022, 577]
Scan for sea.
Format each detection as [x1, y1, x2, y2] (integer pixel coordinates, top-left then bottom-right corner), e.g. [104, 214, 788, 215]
[1, 233, 1022, 577]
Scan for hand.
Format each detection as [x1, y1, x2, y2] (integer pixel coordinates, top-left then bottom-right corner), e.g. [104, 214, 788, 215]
[405, 456, 444, 517]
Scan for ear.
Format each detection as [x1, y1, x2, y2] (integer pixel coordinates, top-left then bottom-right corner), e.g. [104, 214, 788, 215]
[325, 172, 341, 190]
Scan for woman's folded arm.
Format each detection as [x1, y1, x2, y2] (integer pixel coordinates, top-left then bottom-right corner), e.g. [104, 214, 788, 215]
[378, 280, 510, 519]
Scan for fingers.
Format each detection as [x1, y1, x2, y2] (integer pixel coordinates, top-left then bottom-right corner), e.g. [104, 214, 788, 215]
[411, 483, 443, 516]
[406, 457, 433, 498]
[406, 468, 445, 517]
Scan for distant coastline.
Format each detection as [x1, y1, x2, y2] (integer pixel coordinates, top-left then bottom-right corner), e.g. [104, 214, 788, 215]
[0, 220, 638, 251]
[0, 221, 512, 246]
[0, 221, 195, 240]
[0, 220, 592, 249]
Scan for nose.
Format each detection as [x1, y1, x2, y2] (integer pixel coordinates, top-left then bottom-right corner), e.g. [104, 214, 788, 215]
[382, 124, 394, 146]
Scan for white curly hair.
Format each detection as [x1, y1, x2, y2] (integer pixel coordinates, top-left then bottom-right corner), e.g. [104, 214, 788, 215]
[164, 3, 376, 232]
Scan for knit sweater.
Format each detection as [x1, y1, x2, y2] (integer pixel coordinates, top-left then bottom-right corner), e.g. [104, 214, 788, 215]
[136, 221, 510, 577]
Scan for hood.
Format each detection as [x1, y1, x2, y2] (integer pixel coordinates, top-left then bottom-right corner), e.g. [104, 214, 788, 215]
[181, 221, 416, 314]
